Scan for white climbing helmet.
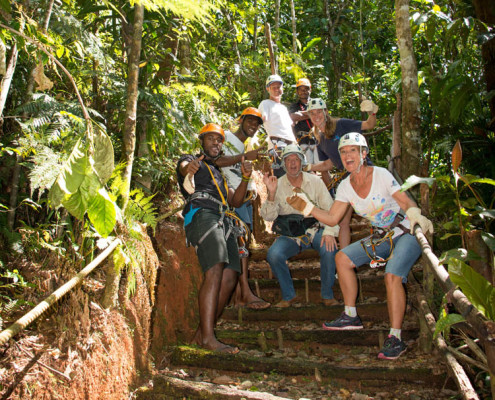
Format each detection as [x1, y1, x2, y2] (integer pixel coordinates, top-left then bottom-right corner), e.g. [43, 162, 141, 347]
[307, 98, 326, 111]
[281, 144, 307, 172]
[338, 132, 368, 152]
[266, 74, 284, 88]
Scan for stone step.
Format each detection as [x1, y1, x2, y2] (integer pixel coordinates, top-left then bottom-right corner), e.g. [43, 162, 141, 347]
[246, 274, 388, 305]
[216, 326, 419, 347]
[221, 302, 398, 324]
[167, 345, 448, 388]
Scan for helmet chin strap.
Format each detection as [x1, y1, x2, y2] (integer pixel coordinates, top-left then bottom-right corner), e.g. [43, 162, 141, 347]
[355, 147, 366, 173]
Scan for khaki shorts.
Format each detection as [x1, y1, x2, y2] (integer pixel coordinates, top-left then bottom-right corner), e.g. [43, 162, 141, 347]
[185, 208, 241, 273]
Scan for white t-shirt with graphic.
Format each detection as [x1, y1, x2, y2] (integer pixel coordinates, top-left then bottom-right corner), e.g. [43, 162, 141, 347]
[335, 167, 411, 232]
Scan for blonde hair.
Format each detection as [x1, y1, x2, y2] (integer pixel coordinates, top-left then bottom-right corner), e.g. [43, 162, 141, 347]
[313, 112, 340, 144]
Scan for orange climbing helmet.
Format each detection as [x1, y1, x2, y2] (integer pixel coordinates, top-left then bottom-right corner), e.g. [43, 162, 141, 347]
[238, 107, 263, 124]
[198, 123, 225, 140]
[296, 78, 311, 88]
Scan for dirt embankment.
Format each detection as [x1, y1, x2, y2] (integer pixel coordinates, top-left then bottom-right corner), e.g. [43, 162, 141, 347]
[0, 225, 163, 400]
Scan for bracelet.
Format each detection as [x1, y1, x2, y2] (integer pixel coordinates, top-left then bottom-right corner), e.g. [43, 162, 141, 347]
[371, 113, 376, 116]
[241, 175, 251, 182]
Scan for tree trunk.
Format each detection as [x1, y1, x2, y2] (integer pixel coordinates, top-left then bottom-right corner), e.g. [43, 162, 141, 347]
[290, 0, 297, 56]
[252, 0, 258, 51]
[471, 0, 495, 128]
[156, 22, 179, 86]
[223, 8, 242, 68]
[0, 44, 18, 119]
[121, 3, 144, 211]
[274, 0, 280, 39]
[395, 0, 422, 179]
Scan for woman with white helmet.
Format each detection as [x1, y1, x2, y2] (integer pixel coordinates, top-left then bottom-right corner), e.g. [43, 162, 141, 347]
[287, 132, 434, 360]
[304, 97, 378, 249]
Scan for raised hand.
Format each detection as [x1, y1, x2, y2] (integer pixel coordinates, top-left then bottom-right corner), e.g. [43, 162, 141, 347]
[360, 99, 379, 114]
[263, 171, 278, 194]
[186, 154, 205, 176]
[240, 155, 253, 178]
[244, 142, 268, 160]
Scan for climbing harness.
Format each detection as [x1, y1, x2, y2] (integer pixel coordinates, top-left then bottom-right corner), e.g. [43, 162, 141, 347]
[360, 228, 395, 268]
[187, 162, 250, 257]
[360, 212, 408, 268]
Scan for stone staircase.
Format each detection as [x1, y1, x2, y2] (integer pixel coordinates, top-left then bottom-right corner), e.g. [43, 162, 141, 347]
[136, 229, 460, 399]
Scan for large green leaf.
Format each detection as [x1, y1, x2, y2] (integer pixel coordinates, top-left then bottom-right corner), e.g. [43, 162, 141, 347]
[448, 258, 495, 320]
[434, 312, 465, 340]
[48, 139, 89, 208]
[93, 129, 114, 184]
[61, 172, 101, 220]
[400, 175, 436, 192]
[87, 188, 117, 238]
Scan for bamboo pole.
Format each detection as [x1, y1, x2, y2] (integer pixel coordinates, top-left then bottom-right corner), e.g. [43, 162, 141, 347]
[0, 239, 122, 346]
[265, 23, 276, 74]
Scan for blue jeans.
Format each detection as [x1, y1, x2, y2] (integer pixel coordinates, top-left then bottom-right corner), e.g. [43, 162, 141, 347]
[266, 229, 337, 301]
[341, 233, 421, 282]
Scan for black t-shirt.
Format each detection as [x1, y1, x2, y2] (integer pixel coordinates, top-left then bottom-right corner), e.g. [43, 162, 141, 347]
[289, 101, 314, 145]
[176, 154, 229, 215]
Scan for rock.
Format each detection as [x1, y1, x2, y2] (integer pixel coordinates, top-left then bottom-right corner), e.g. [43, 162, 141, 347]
[212, 375, 232, 385]
[240, 380, 253, 390]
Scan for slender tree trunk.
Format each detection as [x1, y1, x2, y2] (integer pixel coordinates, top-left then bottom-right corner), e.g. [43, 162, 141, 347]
[156, 18, 179, 86]
[323, 0, 348, 100]
[252, 0, 258, 51]
[290, 0, 297, 56]
[275, 0, 280, 39]
[395, 0, 422, 179]
[121, 3, 144, 211]
[223, 9, 242, 68]
[472, 0, 495, 128]
[0, 44, 18, 119]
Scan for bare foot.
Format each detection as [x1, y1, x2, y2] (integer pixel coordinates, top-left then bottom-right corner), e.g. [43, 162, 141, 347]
[198, 337, 239, 354]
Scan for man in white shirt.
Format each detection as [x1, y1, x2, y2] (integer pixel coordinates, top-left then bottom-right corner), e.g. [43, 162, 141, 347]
[260, 144, 339, 308]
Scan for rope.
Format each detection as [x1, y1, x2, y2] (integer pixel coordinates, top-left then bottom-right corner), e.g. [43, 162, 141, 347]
[0, 238, 122, 347]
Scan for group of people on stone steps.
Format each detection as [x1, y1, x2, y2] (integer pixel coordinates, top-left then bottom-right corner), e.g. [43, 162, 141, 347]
[176, 74, 434, 360]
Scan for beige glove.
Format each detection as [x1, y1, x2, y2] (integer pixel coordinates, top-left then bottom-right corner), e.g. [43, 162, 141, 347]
[406, 207, 434, 235]
[360, 99, 379, 114]
[183, 173, 195, 195]
[286, 192, 314, 217]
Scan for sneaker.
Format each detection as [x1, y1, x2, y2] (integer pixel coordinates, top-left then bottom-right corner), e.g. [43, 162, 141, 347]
[322, 312, 363, 330]
[378, 335, 407, 360]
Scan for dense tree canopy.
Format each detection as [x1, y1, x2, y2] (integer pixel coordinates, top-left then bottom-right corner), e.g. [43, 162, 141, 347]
[0, 0, 493, 258]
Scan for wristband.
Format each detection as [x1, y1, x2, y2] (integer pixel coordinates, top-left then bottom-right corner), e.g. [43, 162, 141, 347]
[241, 175, 251, 182]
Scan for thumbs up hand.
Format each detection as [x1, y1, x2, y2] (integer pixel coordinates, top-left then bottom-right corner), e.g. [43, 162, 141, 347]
[184, 155, 204, 194]
[240, 155, 253, 178]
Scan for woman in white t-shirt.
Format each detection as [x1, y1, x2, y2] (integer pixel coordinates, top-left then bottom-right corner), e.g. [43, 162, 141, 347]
[286, 132, 434, 361]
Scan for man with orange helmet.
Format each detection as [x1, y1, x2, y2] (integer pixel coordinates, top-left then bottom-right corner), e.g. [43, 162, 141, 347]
[289, 78, 318, 164]
[177, 123, 254, 354]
